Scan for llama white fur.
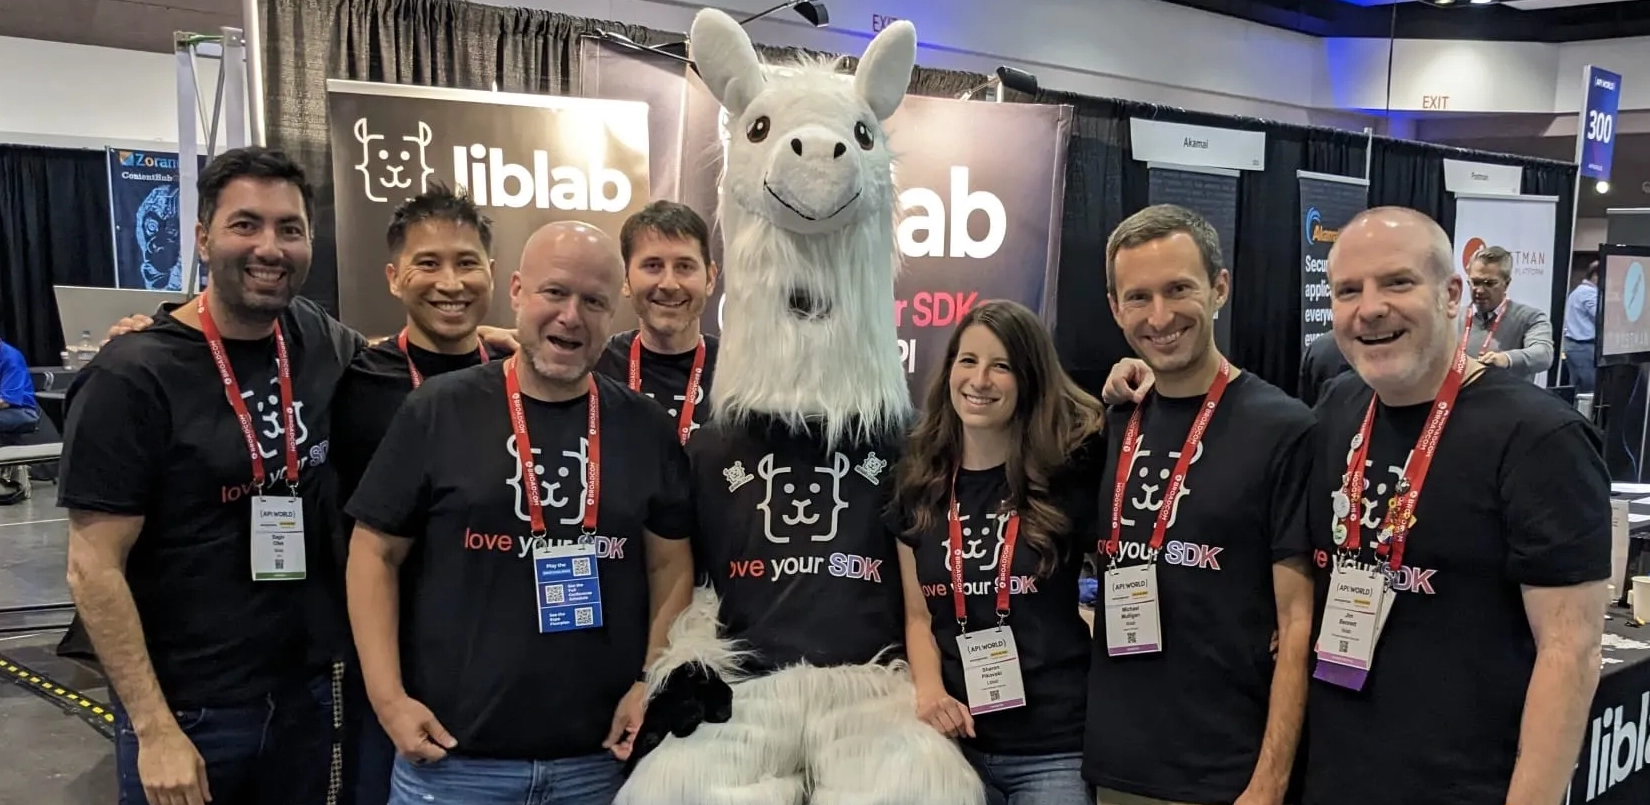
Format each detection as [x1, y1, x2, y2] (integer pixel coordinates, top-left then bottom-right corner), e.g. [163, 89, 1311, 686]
[614, 9, 984, 805]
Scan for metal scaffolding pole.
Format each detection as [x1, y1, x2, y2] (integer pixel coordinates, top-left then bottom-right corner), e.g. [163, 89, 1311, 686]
[175, 27, 254, 294]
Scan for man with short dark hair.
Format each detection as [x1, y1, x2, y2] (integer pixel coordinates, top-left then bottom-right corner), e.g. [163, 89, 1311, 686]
[1563, 260, 1599, 393]
[345, 220, 697, 805]
[61, 146, 361, 805]
[594, 200, 720, 444]
[1306, 206, 1607, 805]
[1464, 244, 1555, 381]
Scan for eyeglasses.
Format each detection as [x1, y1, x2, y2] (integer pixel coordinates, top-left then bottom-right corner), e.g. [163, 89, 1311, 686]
[1469, 278, 1504, 289]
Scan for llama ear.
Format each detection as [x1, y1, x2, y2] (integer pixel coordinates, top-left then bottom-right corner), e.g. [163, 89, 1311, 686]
[854, 19, 916, 121]
[689, 8, 766, 117]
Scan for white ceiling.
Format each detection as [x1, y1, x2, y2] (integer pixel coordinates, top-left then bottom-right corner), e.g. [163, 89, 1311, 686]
[0, 0, 239, 54]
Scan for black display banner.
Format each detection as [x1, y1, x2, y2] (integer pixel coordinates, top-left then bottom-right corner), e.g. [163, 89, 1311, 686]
[1298, 172, 1368, 351]
[324, 79, 653, 337]
[106, 148, 205, 291]
[1147, 166, 1239, 351]
[1564, 612, 1650, 805]
[576, 39, 1073, 402]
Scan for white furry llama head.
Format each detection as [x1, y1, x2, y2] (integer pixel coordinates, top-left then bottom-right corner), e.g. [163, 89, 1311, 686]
[689, 8, 917, 449]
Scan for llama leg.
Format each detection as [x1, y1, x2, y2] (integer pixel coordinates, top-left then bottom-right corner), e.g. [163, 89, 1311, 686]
[615, 671, 808, 805]
[799, 663, 987, 805]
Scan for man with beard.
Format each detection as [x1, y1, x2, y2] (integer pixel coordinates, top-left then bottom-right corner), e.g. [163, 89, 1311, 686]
[345, 220, 696, 804]
[594, 201, 719, 445]
[329, 181, 509, 805]
[60, 147, 358, 805]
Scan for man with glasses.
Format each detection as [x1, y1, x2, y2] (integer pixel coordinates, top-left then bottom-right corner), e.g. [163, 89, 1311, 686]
[1464, 245, 1554, 382]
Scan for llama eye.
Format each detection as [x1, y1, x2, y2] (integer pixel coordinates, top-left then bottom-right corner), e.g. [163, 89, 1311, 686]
[747, 116, 770, 143]
[854, 121, 874, 150]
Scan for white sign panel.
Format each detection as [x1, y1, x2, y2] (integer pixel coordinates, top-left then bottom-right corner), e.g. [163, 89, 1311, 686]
[1443, 159, 1523, 195]
[1451, 192, 1559, 382]
[1129, 118, 1266, 172]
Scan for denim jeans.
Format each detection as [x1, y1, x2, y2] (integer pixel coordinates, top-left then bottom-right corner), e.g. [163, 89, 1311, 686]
[388, 752, 624, 805]
[113, 674, 334, 805]
[0, 405, 38, 437]
[964, 748, 1091, 805]
[1564, 339, 1597, 395]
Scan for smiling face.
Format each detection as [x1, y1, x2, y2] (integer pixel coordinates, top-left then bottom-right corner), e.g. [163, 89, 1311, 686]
[948, 323, 1019, 433]
[1108, 231, 1227, 379]
[198, 176, 313, 323]
[1328, 209, 1463, 401]
[624, 228, 717, 342]
[387, 218, 493, 348]
[511, 222, 624, 392]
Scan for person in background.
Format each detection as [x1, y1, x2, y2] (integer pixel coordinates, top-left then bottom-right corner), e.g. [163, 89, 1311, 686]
[1563, 259, 1599, 394]
[1296, 333, 1351, 408]
[1305, 206, 1607, 805]
[61, 146, 355, 805]
[0, 336, 40, 502]
[329, 181, 508, 805]
[1464, 245, 1554, 381]
[1088, 204, 1315, 805]
[887, 299, 1106, 805]
[594, 200, 720, 445]
[344, 221, 697, 805]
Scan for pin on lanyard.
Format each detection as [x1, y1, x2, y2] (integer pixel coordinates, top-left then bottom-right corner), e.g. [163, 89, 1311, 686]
[398, 329, 489, 389]
[629, 335, 707, 445]
[1103, 359, 1232, 568]
[1333, 333, 1468, 573]
[504, 356, 600, 538]
[198, 296, 300, 493]
[948, 468, 1020, 630]
[1465, 299, 1507, 355]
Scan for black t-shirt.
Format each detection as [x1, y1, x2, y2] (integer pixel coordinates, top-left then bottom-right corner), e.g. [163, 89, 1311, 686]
[344, 365, 696, 761]
[56, 298, 362, 708]
[1302, 369, 1611, 805]
[594, 331, 720, 442]
[688, 415, 907, 671]
[1083, 371, 1315, 803]
[894, 432, 1106, 756]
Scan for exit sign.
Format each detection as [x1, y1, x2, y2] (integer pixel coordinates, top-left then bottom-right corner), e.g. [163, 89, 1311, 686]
[1421, 94, 1450, 110]
[871, 13, 903, 32]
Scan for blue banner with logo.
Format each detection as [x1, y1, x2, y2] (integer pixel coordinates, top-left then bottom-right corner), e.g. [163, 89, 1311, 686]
[1299, 172, 1368, 348]
[106, 148, 204, 291]
[1580, 66, 1622, 182]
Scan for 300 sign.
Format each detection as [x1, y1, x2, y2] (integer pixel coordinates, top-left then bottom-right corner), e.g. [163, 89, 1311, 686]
[1586, 109, 1615, 145]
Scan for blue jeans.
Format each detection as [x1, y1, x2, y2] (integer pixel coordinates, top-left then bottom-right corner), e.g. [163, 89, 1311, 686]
[114, 674, 334, 805]
[1565, 339, 1597, 395]
[0, 405, 38, 436]
[389, 752, 624, 805]
[964, 748, 1091, 805]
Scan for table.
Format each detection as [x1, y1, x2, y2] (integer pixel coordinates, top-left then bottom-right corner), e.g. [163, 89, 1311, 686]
[0, 443, 60, 469]
[1567, 604, 1650, 804]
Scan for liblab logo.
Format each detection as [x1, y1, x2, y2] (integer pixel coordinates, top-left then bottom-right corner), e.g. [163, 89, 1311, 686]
[351, 117, 634, 211]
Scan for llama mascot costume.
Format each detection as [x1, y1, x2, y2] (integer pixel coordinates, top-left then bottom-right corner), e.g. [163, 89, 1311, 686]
[614, 8, 985, 805]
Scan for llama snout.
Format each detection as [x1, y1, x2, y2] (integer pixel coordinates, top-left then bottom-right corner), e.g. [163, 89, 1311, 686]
[760, 125, 863, 230]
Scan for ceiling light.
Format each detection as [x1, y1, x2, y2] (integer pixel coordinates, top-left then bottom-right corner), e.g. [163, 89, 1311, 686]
[1597, 181, 1611, 194]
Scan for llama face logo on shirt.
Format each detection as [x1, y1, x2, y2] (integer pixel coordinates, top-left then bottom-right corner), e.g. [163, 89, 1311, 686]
[1349, 446, 1415, 530]
[755, 452, 850, 544]
[353, 118, 435, 203]
[240, 377, 310, 458]
[1122, 434, 1204, 529]
[505, 434, 590, 526]
[941, 509, 1012, 575]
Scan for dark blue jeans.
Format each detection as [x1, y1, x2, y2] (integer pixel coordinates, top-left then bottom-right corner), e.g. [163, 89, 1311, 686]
[0, 405, 38, 438]
[113, 674, 334, 805]
[963, 748, 1091, 805]
[388, 752, 624, 805]
[1565, 339, 1597, 395]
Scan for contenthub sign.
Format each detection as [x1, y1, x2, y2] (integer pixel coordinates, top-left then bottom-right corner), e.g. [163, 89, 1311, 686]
[576, 41, 1073, 402]
[325, 79, 652, 337]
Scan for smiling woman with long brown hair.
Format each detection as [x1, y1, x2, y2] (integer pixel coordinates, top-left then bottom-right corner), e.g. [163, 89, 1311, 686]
[885, 299, 1106, 804]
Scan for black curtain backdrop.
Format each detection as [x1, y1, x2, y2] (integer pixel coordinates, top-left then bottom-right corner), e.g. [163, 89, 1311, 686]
[260, 0, 987, 319]
[0, 145, 116, 366]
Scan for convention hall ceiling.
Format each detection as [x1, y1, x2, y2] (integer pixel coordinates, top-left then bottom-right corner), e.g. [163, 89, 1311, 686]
[0, 0, 239, 54]
[1159, 0, 1650, 41]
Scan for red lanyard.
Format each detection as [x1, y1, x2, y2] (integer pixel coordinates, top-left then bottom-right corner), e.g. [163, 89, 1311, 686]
[504, 356, 601, 537]
[1336, 338, 1469, 572]
[1104, 359, 1232, 562]
[628, 335, 707, 445]
[198, 296, 300, 491]
[1466, 299, 1507, 354]
[948, 469, 1021, 628]
[397, 328, 489, 389]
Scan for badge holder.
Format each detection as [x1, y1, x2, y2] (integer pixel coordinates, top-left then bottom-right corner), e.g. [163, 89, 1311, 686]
[533, 526, 604, 634]
[1312, 550, 1385, 691]
[251, 480, 306, 581]
[955, 609, 1027, 715]
[1102, 553, 1163, 657]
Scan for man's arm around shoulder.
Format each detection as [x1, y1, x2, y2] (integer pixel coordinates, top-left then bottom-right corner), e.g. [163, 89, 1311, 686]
[66, 510, 213, 805]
